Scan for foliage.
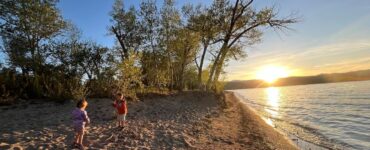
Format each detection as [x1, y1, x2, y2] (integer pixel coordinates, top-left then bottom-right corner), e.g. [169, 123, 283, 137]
[0, 0, 297, 102]
[114, 54, 143, 100]
[206, 0, 297, 90]
[0, 0, 67, 76]
[109, 0, 142, 60]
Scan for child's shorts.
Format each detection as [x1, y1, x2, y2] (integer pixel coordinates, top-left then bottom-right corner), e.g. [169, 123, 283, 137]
[74, 126, 84, 133]
[117, 114, 126, 121]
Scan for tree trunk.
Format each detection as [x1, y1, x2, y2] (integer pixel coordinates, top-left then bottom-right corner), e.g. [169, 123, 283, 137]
[206, 42, 228, 91]
[212, 48, 228, 87]
[111, 26, 129, 60]
[178, 61, 186, 91]
[167, 52, 173, 91]
[197, 43, 208, 90]
[206, 52, 220, 91]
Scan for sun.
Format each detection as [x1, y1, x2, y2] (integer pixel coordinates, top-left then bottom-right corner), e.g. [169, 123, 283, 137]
[256, 66, 289, 83]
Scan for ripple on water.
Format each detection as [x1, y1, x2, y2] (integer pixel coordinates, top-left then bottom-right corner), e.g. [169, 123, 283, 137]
[233, 81, 370, 150]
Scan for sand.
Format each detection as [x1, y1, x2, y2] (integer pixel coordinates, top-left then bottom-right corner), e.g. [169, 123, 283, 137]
[0, 91, 297, 149]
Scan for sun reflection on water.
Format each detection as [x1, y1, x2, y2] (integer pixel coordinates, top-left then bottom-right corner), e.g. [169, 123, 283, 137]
[264, 87, 281, 122]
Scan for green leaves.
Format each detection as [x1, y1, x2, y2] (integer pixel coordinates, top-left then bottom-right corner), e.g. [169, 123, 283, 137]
[0, 0, 66, 74]
[115, 54, 143, 100]
[109, 0, 142, 60]
[0, 0, 298, 100]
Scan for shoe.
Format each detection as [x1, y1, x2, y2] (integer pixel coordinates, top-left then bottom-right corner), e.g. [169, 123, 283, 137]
[71, 142, 78, 148]
[77, 144, 85, 150]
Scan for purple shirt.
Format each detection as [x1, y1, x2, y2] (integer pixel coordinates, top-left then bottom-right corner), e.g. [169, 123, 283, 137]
[72, 108, 90, 128]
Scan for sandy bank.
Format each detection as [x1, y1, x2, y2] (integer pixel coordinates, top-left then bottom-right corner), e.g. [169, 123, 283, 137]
[0, 91, 297, 149]
[195, 91, 298, 150]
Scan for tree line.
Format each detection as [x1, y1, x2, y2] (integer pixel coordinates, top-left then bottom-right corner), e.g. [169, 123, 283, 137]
[0, 0, 296, 103]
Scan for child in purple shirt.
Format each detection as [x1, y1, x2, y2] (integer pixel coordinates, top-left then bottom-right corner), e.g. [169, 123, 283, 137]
[72, 99, 90, 149]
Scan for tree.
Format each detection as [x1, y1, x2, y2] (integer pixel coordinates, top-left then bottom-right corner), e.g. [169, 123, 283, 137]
[206, 0, 297, 90]
[138, 0, 169, 88]
[186, 5, 220, 90]
[0, 0, 67, 76]
[159, 0, 181, 90]
[0, 0, 298, 101]
[139, 0, 159, 52]
[0, 0, 69, 99]
[170, 28, 200, 90]
[50, 26, 115, 98]
[109, 0, 142, 61]
[115, 54, 143, 100]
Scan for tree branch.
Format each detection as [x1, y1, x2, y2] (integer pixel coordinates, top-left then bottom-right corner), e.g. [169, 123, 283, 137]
[228, 21, 262, 48]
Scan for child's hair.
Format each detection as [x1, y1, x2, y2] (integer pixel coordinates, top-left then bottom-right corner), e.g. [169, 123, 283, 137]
[76, 98, 87, 108]
[117, 93, 123, 97]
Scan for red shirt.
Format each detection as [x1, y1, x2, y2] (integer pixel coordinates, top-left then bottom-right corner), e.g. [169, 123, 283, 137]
[113, 99, 127, 114]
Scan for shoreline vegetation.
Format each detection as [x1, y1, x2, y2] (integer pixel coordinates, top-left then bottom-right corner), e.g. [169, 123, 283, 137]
[0, 0, 297, 105]
[0, 91, 297, 149]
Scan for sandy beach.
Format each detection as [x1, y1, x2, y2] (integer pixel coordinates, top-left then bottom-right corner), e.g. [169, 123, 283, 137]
[0, 91, 297, 149]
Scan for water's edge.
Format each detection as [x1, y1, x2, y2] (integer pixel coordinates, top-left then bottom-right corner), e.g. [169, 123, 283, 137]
[232, 91, 330, 150]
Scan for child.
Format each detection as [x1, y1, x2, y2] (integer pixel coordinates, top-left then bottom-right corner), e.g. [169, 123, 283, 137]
[113, 93, 127, 128]
[72, 99, 90, 149]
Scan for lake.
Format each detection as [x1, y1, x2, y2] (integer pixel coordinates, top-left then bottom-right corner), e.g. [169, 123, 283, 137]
[232, 80, 370, 150]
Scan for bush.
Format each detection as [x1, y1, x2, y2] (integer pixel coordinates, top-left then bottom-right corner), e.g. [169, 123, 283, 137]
[114, 54, 144, 100]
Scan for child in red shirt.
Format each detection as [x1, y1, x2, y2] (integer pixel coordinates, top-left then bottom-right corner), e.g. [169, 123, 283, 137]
[113, 93, 127, 127]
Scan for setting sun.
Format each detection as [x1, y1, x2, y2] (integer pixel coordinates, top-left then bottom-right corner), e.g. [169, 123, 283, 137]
[256, 66, 289, 83]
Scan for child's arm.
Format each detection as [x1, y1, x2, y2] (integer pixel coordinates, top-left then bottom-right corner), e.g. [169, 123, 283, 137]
[124, 100, 128, 114]
[112, 100, 117, 107]
[83, 111, 90, 125]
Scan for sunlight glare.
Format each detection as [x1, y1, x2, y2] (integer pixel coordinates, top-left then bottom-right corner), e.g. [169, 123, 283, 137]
[256, 66, 289, 83]
[265, 87, 280, 117]
[263, 117, 275, 127]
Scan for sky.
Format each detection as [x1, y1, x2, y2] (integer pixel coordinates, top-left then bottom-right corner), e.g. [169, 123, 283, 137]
[2, 0, 369, 81]
[226, 0, 370, 81]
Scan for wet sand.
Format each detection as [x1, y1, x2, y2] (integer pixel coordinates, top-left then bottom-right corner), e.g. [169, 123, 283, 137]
[0, 91, 297, 149]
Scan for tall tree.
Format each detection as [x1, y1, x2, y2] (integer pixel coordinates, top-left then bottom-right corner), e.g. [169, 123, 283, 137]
[170, 28, 200, 90]
[109, 0, 142, 61]
[159, 0, 181, 90]
[186, 5, 220, 90]
[139, 0, 159, 52]
[0, 0, 69, 98]
[206, 0, 297, 90]
[0, 0, 66, 76]
[139, 0, 168, 88]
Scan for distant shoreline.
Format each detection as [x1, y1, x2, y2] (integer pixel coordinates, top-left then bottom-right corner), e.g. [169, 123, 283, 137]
[230, 79, 370, 90]
[225, 69, 370, 90]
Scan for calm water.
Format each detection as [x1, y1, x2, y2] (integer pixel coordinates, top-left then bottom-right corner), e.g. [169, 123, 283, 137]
[232, 81, 370, 150]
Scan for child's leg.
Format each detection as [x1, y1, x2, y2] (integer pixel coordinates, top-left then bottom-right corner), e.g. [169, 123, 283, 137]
[118, 115, 124, 127]
[74, 127, 81, 144]
[116, 114, 121, 127]
[77, 134, 81, 144]
[74, 132, 79, 144]
[78, 130, 84, 145]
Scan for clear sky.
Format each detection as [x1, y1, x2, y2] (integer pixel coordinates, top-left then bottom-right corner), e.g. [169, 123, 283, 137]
[226, 0, 370, 81]
[3, 0, 369, 81]
[56, 0, 211, 48]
